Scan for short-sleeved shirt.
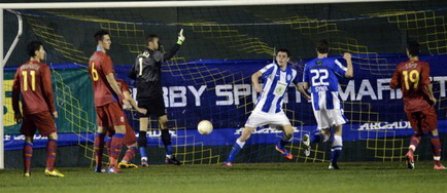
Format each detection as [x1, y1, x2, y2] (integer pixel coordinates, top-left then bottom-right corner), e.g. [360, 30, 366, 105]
[89, 51, 119, 107]
[302, 57, 346, 93]
[12, 60, 56, 115]
[302, 57, 347, 110]
[253, 63, 298, 114]
[390, 60, 432, 113]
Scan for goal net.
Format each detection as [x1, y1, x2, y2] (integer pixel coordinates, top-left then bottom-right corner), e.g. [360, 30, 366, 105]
[2, 1, 447, 168]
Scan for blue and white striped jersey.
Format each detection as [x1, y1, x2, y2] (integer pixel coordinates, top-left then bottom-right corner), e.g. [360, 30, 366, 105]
[254, 63, 298, 114]
[302, 57, 347, 110]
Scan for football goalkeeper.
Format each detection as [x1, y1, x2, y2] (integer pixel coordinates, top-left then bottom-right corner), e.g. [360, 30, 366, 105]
[129, 29, 185, 166]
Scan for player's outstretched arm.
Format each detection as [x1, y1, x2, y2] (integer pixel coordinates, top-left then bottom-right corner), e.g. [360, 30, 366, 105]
[251, 71, 263, 93]
[344, 52, 354, 78]
[162, 29, 185, 61]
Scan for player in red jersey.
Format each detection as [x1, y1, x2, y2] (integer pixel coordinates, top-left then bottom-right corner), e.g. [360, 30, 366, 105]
[390, 41, 445, 170]
[88, 30, 126, 173]
[116, 79, 147, 168]
[12, 41, 64, 177]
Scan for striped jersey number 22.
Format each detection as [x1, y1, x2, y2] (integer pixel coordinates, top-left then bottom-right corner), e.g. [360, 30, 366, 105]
[311, 69, 329, 86]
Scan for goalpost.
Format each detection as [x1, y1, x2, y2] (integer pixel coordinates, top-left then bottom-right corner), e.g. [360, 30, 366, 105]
[0, 0, 402, 169]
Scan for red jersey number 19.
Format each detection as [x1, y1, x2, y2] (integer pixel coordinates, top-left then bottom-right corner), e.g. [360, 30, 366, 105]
[402, 70, 420, 91]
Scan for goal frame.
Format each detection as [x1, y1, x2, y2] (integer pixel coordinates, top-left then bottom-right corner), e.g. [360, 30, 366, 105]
[0, 0, 402, 169]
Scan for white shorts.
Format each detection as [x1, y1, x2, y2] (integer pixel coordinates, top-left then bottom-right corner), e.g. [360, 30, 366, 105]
[244, 110, 291, 128]
[313, 109, 347, 130]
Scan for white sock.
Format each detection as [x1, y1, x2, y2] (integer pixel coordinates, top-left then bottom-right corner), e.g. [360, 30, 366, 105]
[332, 135, 343, 148]
[236, 138, 246, 148]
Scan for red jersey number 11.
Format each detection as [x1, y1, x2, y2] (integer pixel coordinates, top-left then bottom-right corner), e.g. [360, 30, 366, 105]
[22, 70, 36, 91]
[402, 70, 420, 91]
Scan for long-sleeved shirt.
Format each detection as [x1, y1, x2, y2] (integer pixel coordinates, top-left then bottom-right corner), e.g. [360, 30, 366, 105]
[129, 43, 180, 101]
[390, 59, 432, 113]
[12, 60, 56, 115]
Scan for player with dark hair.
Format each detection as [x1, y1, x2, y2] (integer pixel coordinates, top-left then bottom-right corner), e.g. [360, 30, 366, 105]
[390, 41, 445, 170]
[89, 30, 126, 173]
[316, 39, 329, 54]
[129, 29, 185, 166]
[12, 41, 64, 177]
[298, 39, 353, 170]
[116, 79, 147, 168]
[224, 48, 310, 166]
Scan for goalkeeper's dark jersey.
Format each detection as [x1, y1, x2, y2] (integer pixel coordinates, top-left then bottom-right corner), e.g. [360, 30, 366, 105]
[129, 44, 180, 101]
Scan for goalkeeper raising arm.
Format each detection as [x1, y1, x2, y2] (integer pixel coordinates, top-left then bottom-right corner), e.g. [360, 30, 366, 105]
[129, 29, 185, 166]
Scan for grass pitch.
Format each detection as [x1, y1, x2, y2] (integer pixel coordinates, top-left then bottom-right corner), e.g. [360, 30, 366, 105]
[1, 162, 446, 193]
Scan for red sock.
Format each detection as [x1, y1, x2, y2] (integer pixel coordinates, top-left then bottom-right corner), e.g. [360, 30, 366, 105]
[94, 134, 105, 168]
[46, 139, 57, 171]
[106, 138, 111, 153]
[109, 133, 124, 167]
[123, 146, 137, 163]
[430, 136, 442, 165]
[408, 134, 421, 153]
[23, 142, 33, 173]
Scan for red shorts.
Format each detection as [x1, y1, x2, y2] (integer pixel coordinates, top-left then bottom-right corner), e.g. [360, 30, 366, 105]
[20, 111, 57, 137]
[96, 102, 126, 130]
[406, 106, 438, 134]
[123, 123, 137, 146]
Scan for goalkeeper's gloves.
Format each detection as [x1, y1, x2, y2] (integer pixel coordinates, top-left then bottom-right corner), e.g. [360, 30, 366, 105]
[177, 28, 185, 45]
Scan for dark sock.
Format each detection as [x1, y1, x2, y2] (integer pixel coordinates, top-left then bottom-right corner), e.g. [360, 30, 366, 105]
[94, 133, 105, 169]
[161, 129, 173, 156]
[138, 131, 148, 158]
[330, 147, 342, 164]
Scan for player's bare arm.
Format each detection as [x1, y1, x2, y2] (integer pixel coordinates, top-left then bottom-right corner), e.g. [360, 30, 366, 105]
[105, 73, 123, 98]
[344, 52, 354, 78]
[251, 71, 263, 93]
[297, 82, 311, 100]
[123, 90, 147, 115]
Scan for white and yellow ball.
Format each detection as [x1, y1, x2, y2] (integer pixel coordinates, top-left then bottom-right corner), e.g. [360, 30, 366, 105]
[197, 120, 213, 135]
